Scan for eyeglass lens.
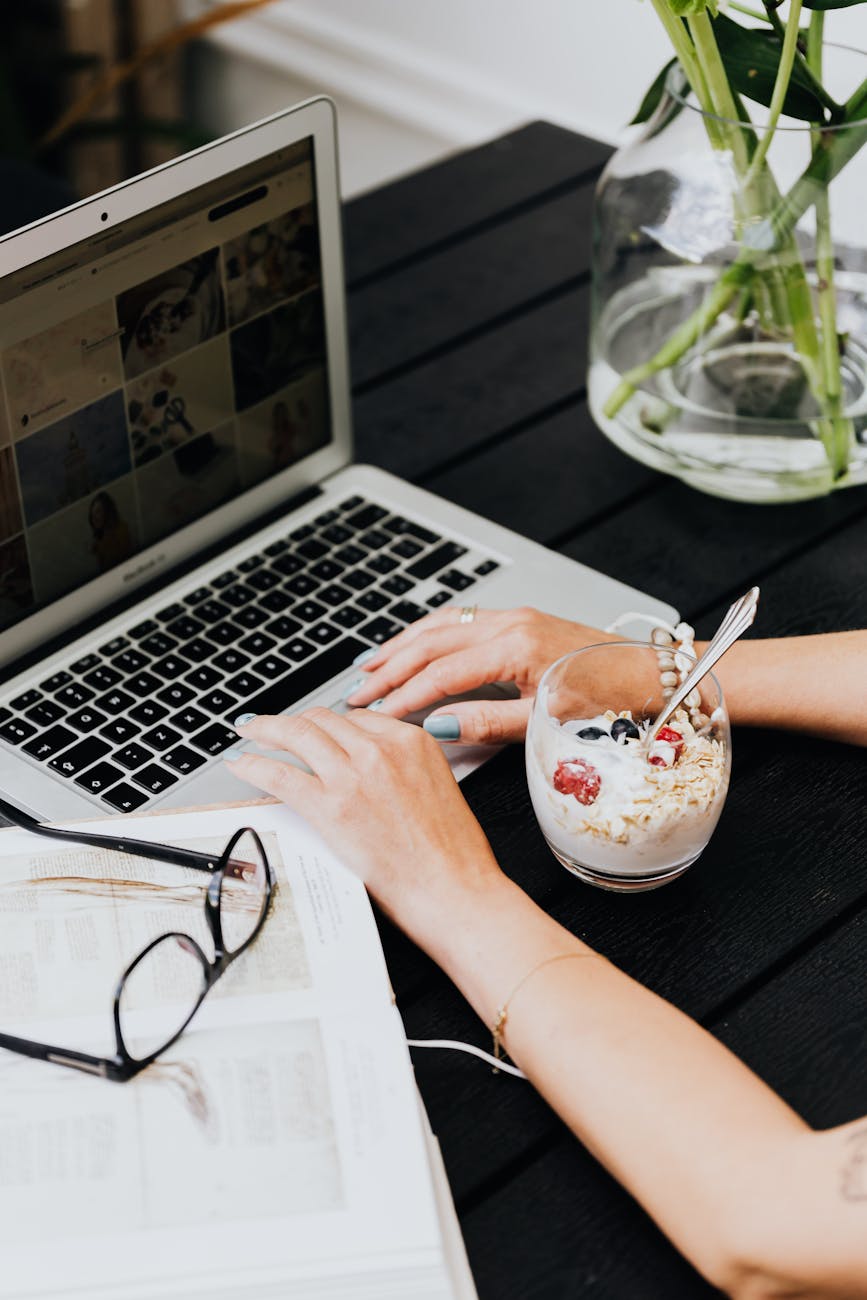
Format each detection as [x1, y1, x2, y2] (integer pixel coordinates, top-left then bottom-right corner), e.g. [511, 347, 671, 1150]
[219, 829, 270, 955]
[117, 934, 209, 1062]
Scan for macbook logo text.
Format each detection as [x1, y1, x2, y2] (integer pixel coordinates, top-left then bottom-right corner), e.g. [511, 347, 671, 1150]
[122, 554, 166, 584]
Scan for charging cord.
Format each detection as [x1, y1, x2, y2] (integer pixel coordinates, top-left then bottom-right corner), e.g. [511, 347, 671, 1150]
[407, 1038, 527, 1079]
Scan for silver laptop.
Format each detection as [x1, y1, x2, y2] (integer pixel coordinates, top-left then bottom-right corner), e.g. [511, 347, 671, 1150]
[0, 97, 676, 821]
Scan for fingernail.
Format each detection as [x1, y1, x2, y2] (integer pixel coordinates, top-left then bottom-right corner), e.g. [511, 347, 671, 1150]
[368, 698, 385, 712]
[423, 715, 460, 740]
[352, 647, 377, 666]
[234, 712, 257, 727]
[341, 676, 364, 701]
[224, 747, 245, 762]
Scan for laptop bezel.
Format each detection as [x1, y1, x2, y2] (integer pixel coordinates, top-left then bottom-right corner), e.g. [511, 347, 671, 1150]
[0, 95, 352, 672]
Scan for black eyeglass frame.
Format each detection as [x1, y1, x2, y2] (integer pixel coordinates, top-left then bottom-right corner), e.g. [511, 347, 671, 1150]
[0, 795, 273, 1082]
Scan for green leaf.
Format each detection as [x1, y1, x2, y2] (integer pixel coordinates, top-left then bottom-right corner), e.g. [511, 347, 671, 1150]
[711, 13, 831, 120]
[668, 0, 719, 13]
[630, 59, 677, 124]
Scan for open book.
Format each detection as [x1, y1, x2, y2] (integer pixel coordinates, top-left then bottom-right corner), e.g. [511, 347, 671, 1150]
[0, 802, 477, 1300]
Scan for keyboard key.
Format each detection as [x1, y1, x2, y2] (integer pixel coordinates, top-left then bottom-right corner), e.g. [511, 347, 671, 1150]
[273, 553, 304, 577]
[152, 654, 188, 679]
[129, 700, 168, 726]
[358, 590, 389, 613]
[171, 707, 209, 734]
[397, 520, 440, 545]
[56, 683, 96, 709]
[334, 544, 367, 566]
[0, 707, 9, 725]
[226, 671, 266, 697]
[360, 529, 390, 550]
[264, 538, 289, 556]
[286, 573, 318, 598]
[332, 606, 366, 629]
[309, 559, 344, 583]
[359, 617, 403, 645]
[102, 783, 149, 813]
[11, 689, 42, 711]
[26, 700, 64, 728]
[383, 574, 413, 596]
[0, 718, 37, 745]
[407, 541, 468, 581]
[222, 585, 255, 609]
[261, 589, 293, 614]
[166, 615, 205, 641]
[344, 569, 375, 591]
[69, 654, 100, 675]
[190, 724, 238, 757]
[210, 622, 242, 647]
[83, 664, 122, 691]
[338, 495, 364, 512]
[199, 688, 239, 714]
[140, 631, 179, 658]
[142, 725, 182, 752]
[284, 638, 315, 662]
[322, 523, 351, 545]
[115, 743, 154, 771]
[125, 671, 163, 698]
[94, 689, 135, 715]
[23, 725, 77, 761]
[163, 745, 207, 775]
[314, 509, 339, 526]
[185, 586, 211, 606]
[49, 737, 110, 777]
[98, 636, 129, 657]
[40, 670, 73, 693]
[113, 649, 149, 675]
[194, 599, 230, 624]
[475, 559, 500, 576]
[129, 619, 158, 639]
[295, 600, 327, 623]
[68, 707, 108, 733]
[255, 656, 291, 681]
[441, 569, 476, 592]
[308, 622, 341, 646]
[185, 666, 221, 692]
[212, 648, 250, 674]
[319, 584, 351, 607]
[248, 568, 279, 592]
[267, 615, 302, 641]
[213, 570, 237, 589]
[240, 637, 367, 717]
[100, 718, 141, 745]
[157, 683, 195, 709]
[233, 607, 265, 631]
[346, 504, 388, 530]
[238, 632, 276, 657]
[75, 762, 123, 795]
[290, 523, 314, 541]
[238, 554, 263, 573]
[389, 600, 428, 624]
[156, 603, 185, 623]
[392, 537, 424, 560]
[132, 765, 178, 796]
[367, 553, 399, 575]
[181, 637, 216, 662]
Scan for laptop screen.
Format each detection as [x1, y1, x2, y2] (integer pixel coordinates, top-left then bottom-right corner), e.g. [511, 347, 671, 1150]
[0, 136, 331, 635]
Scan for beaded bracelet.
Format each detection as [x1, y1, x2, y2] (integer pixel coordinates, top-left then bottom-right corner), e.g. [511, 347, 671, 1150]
[604, 612, 708, 731]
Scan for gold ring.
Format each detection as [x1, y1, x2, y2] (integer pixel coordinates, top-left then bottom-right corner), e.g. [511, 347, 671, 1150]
[459, 605, 478, 624]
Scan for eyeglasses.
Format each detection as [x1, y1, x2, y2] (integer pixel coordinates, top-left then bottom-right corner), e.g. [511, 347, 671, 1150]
[0, 794, 273, 1082]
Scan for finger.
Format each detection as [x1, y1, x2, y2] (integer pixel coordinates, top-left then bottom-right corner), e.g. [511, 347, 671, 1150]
[422, 698, 532, 745]
[224, 750, 320, 809]
[346, 623, 508, 707]
[232, 708, 351, 769]
[357, 606, 500, 672]
[367, 643, 509, 719]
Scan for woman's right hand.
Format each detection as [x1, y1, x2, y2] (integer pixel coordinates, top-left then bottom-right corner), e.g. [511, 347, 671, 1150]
[345, 606, 621, 744]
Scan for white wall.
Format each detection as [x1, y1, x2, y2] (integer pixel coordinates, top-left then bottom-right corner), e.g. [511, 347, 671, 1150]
[185, 1, 867, 196]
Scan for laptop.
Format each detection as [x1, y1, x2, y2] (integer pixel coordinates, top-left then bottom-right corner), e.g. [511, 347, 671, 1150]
[0, 97, 676, 822]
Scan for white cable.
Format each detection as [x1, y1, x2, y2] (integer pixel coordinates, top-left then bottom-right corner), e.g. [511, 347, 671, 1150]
[604, 610, 678, 638]
[406, 1038, 527, 1080]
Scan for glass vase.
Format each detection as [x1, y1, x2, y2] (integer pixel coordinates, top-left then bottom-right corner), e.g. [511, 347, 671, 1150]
[589, 54, 867, 503]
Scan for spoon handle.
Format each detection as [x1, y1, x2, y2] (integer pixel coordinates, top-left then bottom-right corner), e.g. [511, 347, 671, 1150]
[650, 587, 760, 739]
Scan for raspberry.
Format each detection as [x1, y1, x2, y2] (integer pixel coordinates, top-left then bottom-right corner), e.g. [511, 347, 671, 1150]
[552, 758, 601, 805]
[656, 726, 684, 755]
[648, 754, 667, 768]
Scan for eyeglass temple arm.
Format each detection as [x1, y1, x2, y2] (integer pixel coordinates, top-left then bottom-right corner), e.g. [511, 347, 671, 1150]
[0, 1029, 119, 1079]
[0, 794, 221, 874]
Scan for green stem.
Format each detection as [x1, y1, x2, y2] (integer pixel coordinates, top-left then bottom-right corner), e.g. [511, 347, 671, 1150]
[761, 1, 785, 42]
[742, 0, 802, 189]
[729, 1, 772, 21]
[687, 13, 751, 172]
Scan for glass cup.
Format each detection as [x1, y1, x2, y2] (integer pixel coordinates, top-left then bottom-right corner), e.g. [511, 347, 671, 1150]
[525, 641, 731, 892]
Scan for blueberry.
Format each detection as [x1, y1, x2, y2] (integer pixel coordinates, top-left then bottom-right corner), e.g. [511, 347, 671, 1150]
[611, 717, 640, 743]
[577, 726, 608, 741]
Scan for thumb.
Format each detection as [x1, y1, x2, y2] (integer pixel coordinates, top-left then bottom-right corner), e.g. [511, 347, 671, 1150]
[422, 698, 532, 745]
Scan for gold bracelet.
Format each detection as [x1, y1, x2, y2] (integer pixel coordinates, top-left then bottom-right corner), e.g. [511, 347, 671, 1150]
[490, 951, 600, 1072]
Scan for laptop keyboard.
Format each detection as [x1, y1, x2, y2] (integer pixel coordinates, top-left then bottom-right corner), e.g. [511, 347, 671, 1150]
[0, 496, 500, 814]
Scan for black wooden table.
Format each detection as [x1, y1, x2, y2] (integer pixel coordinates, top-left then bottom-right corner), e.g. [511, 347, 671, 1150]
[343, 122, 867, 1299]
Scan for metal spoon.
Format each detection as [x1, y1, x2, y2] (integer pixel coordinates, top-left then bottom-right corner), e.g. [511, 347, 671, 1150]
[648, 586, 760, 743]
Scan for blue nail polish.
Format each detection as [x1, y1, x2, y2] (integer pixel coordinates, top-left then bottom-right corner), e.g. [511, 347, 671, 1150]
[368, 698, 384, 711]
[234, 712, 257, 727]
[341, 676, 364, 701]
[424, 715, 461, 740]
[352, 647, 377, 666]
[224, 747, 245, 762]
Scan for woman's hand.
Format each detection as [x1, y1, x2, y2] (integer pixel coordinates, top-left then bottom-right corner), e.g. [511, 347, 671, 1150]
[226, 707, 505, 944]
[344, 606, 620, 744]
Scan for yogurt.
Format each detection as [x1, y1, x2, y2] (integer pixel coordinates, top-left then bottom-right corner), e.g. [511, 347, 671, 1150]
[526, 701, 728, 879]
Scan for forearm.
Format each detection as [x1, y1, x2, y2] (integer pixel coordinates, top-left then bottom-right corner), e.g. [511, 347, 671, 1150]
[697, 631, 867, 746]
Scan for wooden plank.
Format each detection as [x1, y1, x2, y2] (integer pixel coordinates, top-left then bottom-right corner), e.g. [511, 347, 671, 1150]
[348, 184, 596, 389]
[343, 121, 610, 286]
